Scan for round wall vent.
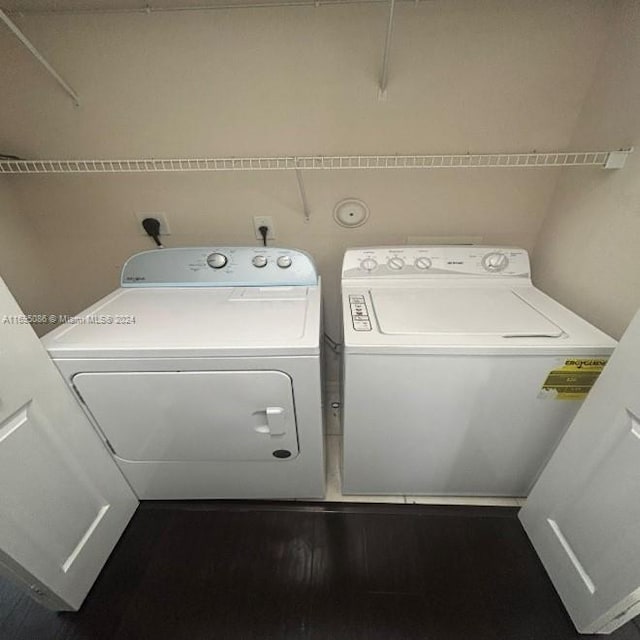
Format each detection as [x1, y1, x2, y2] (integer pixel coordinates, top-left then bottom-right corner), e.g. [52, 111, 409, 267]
[333, 198, 370, 228]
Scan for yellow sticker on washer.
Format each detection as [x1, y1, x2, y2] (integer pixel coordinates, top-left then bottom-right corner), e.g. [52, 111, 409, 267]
[539, 358, 608, 400]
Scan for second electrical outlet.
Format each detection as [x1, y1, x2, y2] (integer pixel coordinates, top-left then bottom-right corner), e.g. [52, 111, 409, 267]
[253, 216, 276, 241]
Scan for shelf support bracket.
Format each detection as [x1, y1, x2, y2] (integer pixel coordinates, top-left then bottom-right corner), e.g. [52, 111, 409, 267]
[294, 159, 311, 222]
[0, 9, 80, 107]
[603, 148, 632, 170]
[378, 0, 396, 101]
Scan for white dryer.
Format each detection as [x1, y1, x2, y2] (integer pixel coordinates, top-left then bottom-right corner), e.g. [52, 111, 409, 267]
[341, 246, 616, 497]
[43, 247, 325, 499]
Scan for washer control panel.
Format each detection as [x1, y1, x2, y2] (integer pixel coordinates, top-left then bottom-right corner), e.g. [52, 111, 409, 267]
[342, 246, 530, 279]
[348, 295, 372, 331]
[122, 247, 318, 287]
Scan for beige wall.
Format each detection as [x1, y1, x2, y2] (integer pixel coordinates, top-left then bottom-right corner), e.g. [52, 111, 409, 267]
[533, 0, 640, 340]
[0, 0, 621, 375]
[0, 177, 63, 334]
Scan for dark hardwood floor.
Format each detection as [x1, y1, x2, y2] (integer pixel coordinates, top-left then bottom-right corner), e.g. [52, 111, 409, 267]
[1, 502, 639, 640]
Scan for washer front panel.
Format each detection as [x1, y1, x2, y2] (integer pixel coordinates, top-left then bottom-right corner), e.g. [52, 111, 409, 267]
[341, 353, 592, 496]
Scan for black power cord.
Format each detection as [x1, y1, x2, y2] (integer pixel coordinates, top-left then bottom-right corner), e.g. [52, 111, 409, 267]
[259, 225, 269, 247]
[142, 217, 164, 248]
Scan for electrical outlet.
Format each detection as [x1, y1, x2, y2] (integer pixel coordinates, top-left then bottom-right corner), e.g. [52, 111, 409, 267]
[253, 216, 276, 240]
[134, 212, 171, 235]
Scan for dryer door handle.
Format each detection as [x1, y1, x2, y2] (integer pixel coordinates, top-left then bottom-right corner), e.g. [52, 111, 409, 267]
[265, 406, 286, 436]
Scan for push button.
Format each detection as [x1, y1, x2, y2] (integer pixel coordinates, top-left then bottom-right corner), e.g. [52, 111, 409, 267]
[349, 295, 372, 331]
[353, 320, 372, 331]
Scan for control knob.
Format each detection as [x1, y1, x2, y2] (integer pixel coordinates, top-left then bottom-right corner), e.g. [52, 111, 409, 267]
[206, 252, 228, 269]
[360, 258, 378, 272]
[277, 255, 292, 269]
[414, 257, 432, 270]
[387, 257, 405, 270]
[252, 255, 268, 268]
[482, 252, 509, 272]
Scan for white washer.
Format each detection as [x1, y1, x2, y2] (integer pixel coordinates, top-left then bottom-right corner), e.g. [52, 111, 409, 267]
[341, 246, 616, 497]
[43, 247, 325, 500]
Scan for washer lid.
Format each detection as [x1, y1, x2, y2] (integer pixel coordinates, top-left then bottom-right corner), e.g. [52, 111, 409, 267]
[371, 288, 564, 337]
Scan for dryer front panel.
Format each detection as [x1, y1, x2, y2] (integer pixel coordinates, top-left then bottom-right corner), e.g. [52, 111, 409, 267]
[72, 371, 299, 462]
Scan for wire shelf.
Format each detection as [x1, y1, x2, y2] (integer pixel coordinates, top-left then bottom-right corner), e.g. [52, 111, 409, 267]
[0, 151, 627, 174]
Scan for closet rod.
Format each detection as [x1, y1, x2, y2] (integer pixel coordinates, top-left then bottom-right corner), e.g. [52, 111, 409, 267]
[5, 0, 417, 16]
[0, 151, 631, 174]
[0, 9, 80, 106]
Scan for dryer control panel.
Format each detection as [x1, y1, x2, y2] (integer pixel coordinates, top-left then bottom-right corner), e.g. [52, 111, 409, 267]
[121, 247, 318, 287]
[342, 246, 531, 279]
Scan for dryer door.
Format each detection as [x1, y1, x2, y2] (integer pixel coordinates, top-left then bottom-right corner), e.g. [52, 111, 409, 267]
[73, 371, 299, 461]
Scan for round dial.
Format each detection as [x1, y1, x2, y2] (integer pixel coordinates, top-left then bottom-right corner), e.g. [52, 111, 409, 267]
[360, 258, 378, 272]
[387, 257, 405, 270]
[482, 252, 509, 272]
[252, 255, 268, 268]
[206, 252, 228, 269]
[414, 257, 432, 270]
[276, 255, 292, 269]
